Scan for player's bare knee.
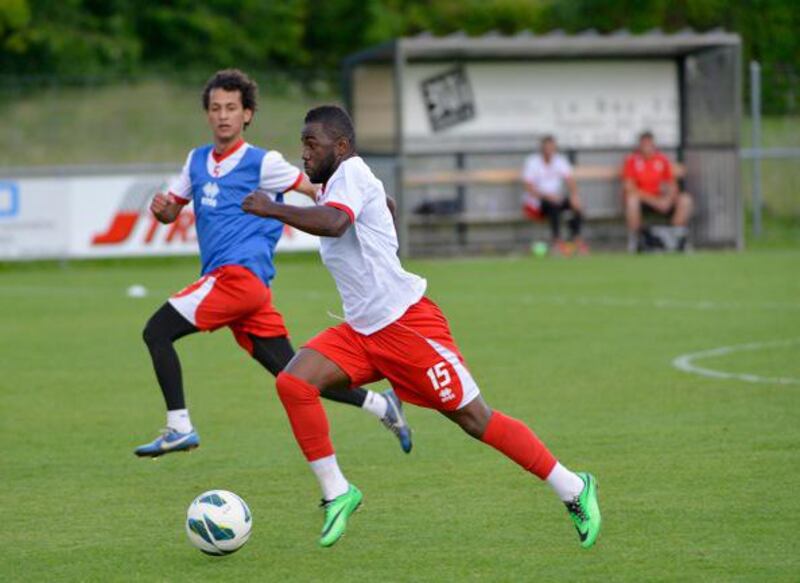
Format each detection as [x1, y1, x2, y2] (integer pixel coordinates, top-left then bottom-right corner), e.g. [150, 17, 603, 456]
[283, 348, 351, 391]
[458, 415, 486, 439]
[447, 398, 493, 439]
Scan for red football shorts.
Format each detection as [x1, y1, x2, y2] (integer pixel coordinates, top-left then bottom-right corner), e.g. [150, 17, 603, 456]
[168, 264, 288, 353]
[523, 202, 543, 221]
[304, 297, 481, 411]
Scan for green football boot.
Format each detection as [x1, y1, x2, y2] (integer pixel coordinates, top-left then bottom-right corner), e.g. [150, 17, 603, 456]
[564, 472, 601, 549]
[319, 484, 363, 548]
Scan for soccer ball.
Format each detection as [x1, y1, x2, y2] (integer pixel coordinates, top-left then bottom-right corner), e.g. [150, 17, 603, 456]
[531, 240, 549, 257]
[186, 490, 252, 555]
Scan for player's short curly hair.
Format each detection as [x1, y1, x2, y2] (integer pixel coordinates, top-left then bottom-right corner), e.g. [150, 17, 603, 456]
[304, 105, 356, 147]
[202, 69, 259, 128]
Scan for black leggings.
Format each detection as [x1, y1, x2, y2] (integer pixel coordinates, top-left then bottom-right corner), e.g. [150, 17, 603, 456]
[142, 302, 367, 411]
[540, 197, 583, 241]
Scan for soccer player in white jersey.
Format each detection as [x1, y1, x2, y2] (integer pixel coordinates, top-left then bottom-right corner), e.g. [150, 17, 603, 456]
[134, 71, 411, 458]
[241, 105, 602, 548]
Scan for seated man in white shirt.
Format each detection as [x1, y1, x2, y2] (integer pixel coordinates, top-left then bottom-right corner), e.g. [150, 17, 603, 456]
[522, 136, 588, 255]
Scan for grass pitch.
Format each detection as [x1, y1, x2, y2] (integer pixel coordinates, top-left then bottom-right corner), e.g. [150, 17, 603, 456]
[1, 250, 799, 581]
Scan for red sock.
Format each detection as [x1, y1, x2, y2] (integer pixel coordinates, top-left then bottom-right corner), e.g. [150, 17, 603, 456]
[481, 411, 557, 480]
[275, 372, 334, 462]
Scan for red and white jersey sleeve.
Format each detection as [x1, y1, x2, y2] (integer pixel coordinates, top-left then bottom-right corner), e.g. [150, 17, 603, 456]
[168, 151, 194, 204]
[317, 157, 427, 335]
[319, 162, 366, 223]
[258, 150, 303, 194]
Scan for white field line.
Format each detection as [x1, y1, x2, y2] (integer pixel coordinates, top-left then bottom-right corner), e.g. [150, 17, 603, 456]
[516, 295, 800, 312]
[672, 339, 800, 386]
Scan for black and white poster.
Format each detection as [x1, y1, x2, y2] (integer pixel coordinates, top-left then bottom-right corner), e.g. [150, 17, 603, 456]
[420, 67, 476, 132]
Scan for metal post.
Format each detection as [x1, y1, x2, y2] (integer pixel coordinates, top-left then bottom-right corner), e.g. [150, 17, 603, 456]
[734, 44, 744, 251]
[750, 61, 762, 238]
[393, 41, 409, 257]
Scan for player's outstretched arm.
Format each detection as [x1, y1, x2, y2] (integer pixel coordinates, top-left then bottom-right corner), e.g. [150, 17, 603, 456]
[150, 193, 184, 224]
[242, 192, 350, 237]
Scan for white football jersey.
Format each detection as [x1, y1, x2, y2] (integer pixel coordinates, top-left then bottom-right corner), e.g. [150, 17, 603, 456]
[317, 156, 427, 335]
[521, 153, 572, 200]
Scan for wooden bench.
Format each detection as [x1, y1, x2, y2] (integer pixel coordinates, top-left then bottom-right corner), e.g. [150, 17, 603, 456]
[402, 162, 686, 252]
[404, 163, 685, 188]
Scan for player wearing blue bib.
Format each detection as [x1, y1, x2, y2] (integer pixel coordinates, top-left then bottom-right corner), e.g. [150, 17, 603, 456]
[134, 70, 412, 457]
[188, 142, 286, 286]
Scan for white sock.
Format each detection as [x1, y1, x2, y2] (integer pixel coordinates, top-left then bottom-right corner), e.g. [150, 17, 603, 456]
[309, 454, 349, 501]
[362, 390, 388, 419]
[546, 462, 585, 502]
[166, 409, 193, 433]
[627, 232, 638, 253]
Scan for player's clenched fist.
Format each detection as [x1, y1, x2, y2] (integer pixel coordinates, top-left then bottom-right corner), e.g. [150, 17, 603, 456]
[242, 192, 276, 218]
[150, 192, 177, 224]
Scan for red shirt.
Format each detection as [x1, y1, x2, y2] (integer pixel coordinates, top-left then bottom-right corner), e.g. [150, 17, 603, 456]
[623, 152, 673, 196]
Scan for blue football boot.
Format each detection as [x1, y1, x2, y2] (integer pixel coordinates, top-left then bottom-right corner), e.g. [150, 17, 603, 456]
[134, 427, 199, 457]
[381, 389, 413, 453]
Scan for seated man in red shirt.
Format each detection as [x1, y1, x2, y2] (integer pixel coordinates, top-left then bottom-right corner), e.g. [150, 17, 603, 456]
[622, 131, 693, 252]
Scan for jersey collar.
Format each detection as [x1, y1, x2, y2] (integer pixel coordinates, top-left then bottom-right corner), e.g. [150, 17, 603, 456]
[212, 138, 246, 163]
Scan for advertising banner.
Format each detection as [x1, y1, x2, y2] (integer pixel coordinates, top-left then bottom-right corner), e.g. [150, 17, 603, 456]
[0, 172, 319, 261]
[0, 178, 70, 260]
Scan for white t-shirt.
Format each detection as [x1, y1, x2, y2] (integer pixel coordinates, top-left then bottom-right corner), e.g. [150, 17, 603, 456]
[521, 153, 572, 205]
[317, 156, 427, 335]
[169, 142, 301, 202]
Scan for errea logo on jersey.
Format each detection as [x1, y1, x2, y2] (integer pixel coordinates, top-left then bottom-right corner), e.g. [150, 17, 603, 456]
[201, 182, 219, 207]
[438, 387, 456, 403]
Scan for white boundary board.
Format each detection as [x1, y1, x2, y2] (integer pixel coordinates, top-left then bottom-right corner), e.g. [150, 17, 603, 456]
[0, 174, 318, 261]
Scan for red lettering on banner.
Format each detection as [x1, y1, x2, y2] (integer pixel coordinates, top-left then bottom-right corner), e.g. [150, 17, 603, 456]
[92, 212, 139, 245]
[166, 212, 196, 243]
[92, 210, 197, 248]
[144, 216, 160, 244]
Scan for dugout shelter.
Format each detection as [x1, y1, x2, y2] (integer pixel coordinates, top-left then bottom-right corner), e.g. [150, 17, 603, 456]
[342, 29, 742, 256]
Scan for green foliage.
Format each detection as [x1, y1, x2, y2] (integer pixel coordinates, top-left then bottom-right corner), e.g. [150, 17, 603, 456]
[0, 0, 797, 112]
[0, 0, 140, 76]
[132, 0, 306, 70]
[0, 0, 29, 25]
[369, 0, 549, 36]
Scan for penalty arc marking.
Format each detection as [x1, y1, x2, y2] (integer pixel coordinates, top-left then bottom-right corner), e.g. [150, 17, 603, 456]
[672, 338, 800, 386]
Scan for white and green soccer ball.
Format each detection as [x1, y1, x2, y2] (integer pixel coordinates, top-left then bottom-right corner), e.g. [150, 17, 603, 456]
[186, 490, 252, 555]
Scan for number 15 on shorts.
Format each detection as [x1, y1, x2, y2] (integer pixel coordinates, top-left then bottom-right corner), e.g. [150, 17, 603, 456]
[427, 362, 456, 404]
